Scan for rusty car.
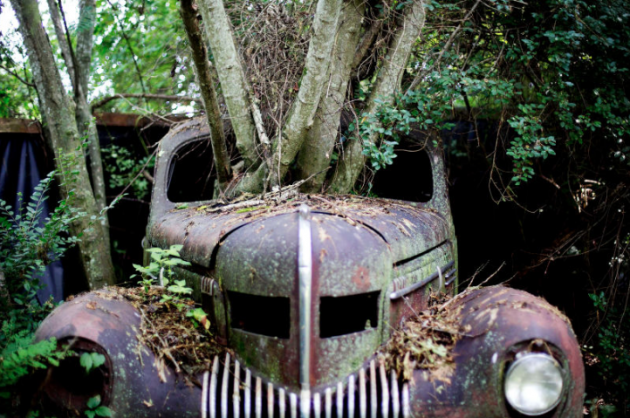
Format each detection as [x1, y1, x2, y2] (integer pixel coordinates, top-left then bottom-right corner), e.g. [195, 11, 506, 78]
[34, 118, 585, 418]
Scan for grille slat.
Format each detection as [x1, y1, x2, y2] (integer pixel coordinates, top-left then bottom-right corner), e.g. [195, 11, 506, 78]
[268, 383, 275, 418]
[222, 353, 231, 418]
[279, 389, 286, 418]
[210, 356, 220, 418]
[313, 393, 321, 418]
[379, 364, 389, 418]
[244, 369, 252, 418]
[370, 361, 377, 418]
[256, 377, 263, 418]
[325, 388, 332, 418]
[234, 361, 241, 418]
[202, 356, 410, 418]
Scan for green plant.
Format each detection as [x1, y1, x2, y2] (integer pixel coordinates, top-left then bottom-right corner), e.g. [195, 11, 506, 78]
[589, 291, 630, 408]
[80, 352, 106, 374]
[101, 144, 155, 200]
[84, 395, 112, 418]
[0, 332, 70, 397]
[132, 244, 191, 292]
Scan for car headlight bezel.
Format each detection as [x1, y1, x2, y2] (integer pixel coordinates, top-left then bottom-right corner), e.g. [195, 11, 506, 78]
[504, 351, 565, 416]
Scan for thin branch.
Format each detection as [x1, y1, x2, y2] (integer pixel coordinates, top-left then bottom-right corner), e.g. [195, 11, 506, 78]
[105, 0, 147, 95]
[179, 0, 231, 189]
[56, 0, 81, 96]
[407, 0, 482, 94]
[90, 93, 202, 111]
[0, 64, 35, 87]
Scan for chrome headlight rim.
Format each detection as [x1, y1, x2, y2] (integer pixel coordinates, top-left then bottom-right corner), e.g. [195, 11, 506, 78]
[504, 351, 565, 416]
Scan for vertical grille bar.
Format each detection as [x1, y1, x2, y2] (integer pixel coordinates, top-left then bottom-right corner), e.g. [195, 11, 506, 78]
[337, 382, 344, 418]
[370, 361, 377, 418]
[210, 356, 220, 418]
[244, 369, 251, 418]
[402, 383, 410, 418]
[379, 364, 389, 418]
[268, 383, 275, 418]
[279, 388, 287, 418]
[222, 353, 230, 418]
[359, 368, 367, 418]
[202, 371, 210, 418]
[201, 359, 411, 418]
[290, 392, 298, 418]
[347, 376, 354, 418]
[233, 361, 241, 418]
[325, 388, 332, 418]
[390, 371, 399, 418]
[313, 393, 321, 418]
[255, 377, 262, 418]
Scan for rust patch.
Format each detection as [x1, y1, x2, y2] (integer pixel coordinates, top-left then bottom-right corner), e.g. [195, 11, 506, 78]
[351, 266, 371, 290]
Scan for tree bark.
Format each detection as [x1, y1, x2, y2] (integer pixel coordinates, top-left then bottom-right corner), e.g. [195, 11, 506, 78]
[270, 0, 343, 185]
[76, 0, 96, 96]
[180, 0, 232, 188]
[45, 0, 76, 87]
[297, 0, 365, 192]
[46, 0, 109, 245]
[198, 0, 259, 169]
[11, 0, 115, 290]
[331, 0, 427, 192]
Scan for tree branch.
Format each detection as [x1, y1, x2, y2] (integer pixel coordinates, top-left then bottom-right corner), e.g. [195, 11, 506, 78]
[298, 0, 366, 192]
[332, 0, 427, 192]
[75, 0, 96, 95]
[90, 93, 202, 111]
[270, 0, 344, 185]
[199, 0, 259, 168]
[179, 0, 231, 188]
[105, 0, 147, 95]
[46, 0, 76, 88]
[0, 64, 35, 87]
[406, 0, 481, 94]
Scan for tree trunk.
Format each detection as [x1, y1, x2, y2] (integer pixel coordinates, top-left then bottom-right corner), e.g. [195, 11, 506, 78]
[331, 0, 427, 192]
[11, 0, 115, 290]
[297, 0, 365, 192]
[180, 0, 232, 188]
[198, 0, 259, 169]
[46, 0, 109, 246]
[270, 0, 343, 185]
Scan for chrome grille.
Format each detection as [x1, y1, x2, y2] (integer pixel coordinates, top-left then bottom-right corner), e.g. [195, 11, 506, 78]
[201, 354, 411, 418]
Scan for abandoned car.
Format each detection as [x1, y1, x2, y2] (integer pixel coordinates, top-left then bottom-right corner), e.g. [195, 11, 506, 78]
[35, 119, 585, 417]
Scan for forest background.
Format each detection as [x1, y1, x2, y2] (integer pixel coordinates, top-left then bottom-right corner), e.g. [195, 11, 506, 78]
[0, 0, 629, 415]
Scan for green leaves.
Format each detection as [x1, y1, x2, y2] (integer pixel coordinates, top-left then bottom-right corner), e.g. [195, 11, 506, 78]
[85, 395, 112, 417]
[80, 352, 106, 373]
[187, 307, 211, 330]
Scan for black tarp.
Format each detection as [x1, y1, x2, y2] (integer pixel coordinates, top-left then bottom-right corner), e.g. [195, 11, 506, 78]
[0, 133, 65, 303]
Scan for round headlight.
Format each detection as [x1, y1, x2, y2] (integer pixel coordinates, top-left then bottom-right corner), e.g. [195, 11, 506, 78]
[504, 352, 564, 416]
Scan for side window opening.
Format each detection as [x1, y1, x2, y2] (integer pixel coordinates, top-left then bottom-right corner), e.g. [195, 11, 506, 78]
[228, 291, 290, 339]
[167, 139, 216, 202]
[370, 143, 433, 203]
[320, 292, 380, 338]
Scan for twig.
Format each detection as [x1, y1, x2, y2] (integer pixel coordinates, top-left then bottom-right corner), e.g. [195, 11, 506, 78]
[105, 0, 147, 96]
[0, 64, 35, 87]
[91, 93, 202, 111]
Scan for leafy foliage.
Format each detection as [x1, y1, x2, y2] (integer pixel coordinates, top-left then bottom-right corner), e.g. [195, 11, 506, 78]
[101, 144, 155, 200]
[0, 162, 86, 414]
[84, 395, 112, 418]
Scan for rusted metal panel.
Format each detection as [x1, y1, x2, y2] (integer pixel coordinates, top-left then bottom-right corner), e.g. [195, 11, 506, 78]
[406, 286, 585, 418]
[34, 291, 202, 417]
[0, 118, 41, 134]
